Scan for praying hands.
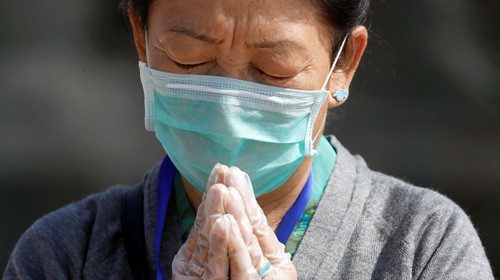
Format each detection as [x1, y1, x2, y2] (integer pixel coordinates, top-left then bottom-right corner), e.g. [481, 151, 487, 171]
[172, 164, 297, 279]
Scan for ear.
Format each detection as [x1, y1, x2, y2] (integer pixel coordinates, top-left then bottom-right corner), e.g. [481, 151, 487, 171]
[326, 26, 368, 109]
[128, 8, 147, 63]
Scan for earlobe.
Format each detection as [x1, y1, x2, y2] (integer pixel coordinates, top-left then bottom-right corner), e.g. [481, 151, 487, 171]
[327, 87, 349, 108]
[331, 90, 349, 103]
[128, 9, 147, 63]
[326, 71, 350, 108]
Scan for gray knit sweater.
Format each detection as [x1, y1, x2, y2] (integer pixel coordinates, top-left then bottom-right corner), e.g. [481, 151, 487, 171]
[3, 136, 494, 279]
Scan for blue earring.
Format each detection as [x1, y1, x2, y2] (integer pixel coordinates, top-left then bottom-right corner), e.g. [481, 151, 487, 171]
[332, 89, 349, 103]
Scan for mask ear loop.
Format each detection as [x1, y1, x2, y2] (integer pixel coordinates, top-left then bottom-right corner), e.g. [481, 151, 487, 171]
[144, 31, 150, 67]
[141, 31, 156, 131]
[311, 105, 327, 146]
[309, 35, 348, 153]
[321, 35, 348, 91]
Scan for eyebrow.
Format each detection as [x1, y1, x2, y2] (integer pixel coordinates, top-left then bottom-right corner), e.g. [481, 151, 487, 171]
[167, 28, 223, 44]
[168, 27, 306, 51]
[246, 39, 306, 51]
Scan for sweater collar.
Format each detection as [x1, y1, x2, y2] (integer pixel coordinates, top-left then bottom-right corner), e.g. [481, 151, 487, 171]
[292, 135, 372, 278]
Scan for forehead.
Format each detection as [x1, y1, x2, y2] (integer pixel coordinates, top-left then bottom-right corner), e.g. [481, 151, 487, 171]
[149, 0, 330, 47]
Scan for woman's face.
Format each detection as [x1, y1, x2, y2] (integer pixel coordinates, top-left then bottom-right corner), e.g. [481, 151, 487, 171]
[130, 0, 367, 143]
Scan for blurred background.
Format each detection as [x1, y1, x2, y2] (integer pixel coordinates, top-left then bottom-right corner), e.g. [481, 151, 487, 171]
[1, 0, 499, 274]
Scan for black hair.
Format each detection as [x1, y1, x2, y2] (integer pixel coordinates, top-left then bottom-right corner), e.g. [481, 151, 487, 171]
[119, 0, 369, 57]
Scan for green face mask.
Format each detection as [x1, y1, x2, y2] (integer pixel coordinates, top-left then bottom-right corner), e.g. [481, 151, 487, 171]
[139, 37, 347, 197]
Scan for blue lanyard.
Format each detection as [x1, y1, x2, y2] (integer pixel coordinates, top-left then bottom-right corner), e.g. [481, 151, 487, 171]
[274, 169, 313, 244]
[155, 156, 313, 280]
[155, 156, 176, 280]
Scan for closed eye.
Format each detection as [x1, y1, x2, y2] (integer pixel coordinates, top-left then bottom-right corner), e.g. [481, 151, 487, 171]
[256, 68, 292, 81]
[173, 61, 208, 70]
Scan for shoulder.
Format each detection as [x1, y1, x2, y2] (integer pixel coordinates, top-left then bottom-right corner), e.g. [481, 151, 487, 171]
[365, 169, 464, 225]
[331, 134, 467, 228]
[26, 184, 128, 243]
[345, 151, 474, 246]
[361, 169, 493, 278]
[328, 135, 493, 278]
[3, 185, 130, 278]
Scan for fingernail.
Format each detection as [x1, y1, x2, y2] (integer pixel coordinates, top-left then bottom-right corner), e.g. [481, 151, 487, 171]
[230, 166, 241, 172]
[224, 214, 234, 226]
[244, 173, 253, 188]
[222, 214, 232, 228]
[223, 167, 232, 186]
[228, 187, 242, 203]
[227, 166, 240, 183]
[214, 216, 224, 225]
[207, 164, 220, 185]
[210, 216, 228, 241]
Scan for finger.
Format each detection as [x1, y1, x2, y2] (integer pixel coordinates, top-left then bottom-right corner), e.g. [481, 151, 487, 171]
[176, 196, 206, 262]
[225, 214, 260, 280]
[206, 163, 229, 190]
[188, 183, 228, 274]
[261, 260, 296, 280]
[224, 187, 268, 271]
[176, 164, 226, 262]
[172, 257, 201, 280]
[174, 164, 230, 278]
[225, 167, 286, 263]
[203, 216, 230, 280]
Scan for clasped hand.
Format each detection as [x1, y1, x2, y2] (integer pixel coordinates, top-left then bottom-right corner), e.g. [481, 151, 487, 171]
[172, 164, 297, 279]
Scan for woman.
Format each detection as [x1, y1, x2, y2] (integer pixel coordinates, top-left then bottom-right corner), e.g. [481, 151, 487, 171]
[3, 0, 494, 279]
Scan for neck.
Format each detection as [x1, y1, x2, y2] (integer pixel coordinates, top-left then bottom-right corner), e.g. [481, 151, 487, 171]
[180, 156, 313, 230]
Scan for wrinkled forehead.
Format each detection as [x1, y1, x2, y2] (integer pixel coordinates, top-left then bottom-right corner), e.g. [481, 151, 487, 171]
[147, 0, 331, 47]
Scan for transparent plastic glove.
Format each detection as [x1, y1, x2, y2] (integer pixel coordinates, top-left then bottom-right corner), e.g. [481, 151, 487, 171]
[223, 167, 297, 279]
[172, 164, 297, 279]
[172, 164, 230, 279]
